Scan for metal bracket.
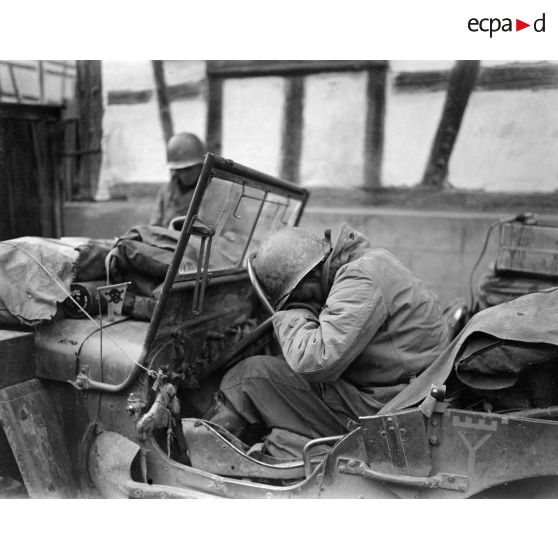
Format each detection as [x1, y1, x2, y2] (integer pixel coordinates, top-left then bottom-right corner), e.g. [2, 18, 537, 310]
[302, 435, 344, 478]
[232, 184, 246, 219]
[279, 197, 291, 225]
[127, 392, 144, 416]
[437, 472, 469, 492]
[189, 217, 216, 315]
[336, 458, 468, 492]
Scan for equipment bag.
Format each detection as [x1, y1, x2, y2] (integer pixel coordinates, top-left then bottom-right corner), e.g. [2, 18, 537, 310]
[108, 225, 180, 296]
[455, 332, 558, 409]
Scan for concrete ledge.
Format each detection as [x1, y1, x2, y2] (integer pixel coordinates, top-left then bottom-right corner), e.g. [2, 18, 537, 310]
[63, 200, 154, 239]
[301, 209, 515, 306]
[64, 200, 557, 306]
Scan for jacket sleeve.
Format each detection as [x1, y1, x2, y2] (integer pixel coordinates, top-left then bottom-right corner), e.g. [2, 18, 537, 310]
[272, 262, 387, 383]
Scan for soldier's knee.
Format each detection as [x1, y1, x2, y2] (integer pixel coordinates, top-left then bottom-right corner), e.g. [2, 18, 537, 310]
[220, 355, 287, 389]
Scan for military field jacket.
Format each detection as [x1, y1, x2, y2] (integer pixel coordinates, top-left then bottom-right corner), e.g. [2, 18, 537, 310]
[272, 224, 449, 390]
[149, 177, 195, 228]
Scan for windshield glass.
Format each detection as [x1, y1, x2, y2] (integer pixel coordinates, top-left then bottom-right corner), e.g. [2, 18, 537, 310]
[176, 160, 305, 278]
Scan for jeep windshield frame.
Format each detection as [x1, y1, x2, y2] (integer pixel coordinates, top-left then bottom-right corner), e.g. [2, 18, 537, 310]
[141, 153, 309, 356]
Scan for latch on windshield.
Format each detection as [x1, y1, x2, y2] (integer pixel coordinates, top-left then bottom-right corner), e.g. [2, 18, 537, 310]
[190, 217, 216, 315]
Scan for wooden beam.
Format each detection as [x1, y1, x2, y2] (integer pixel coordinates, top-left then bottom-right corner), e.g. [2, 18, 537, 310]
[0, 102, 61, 121]
[479, 62, 558, 90]
[45, 60, 76, 70]
[8, 64, 21, 102]
[206, 75, 224, 155]
[60, 62, 67, 99]
[422, 60, 480, 189]
[30, 117, 64, 236]
[31, 121, 51, 236]
[61, 110, 78, 202]
[108, 89, 152, 105]
[0, 61, 37, 71]
[75, 60, 103, 200]
[280, 76, 304, 183]
[151, 60, 174, 144]
[44, 68, 76, 79]
[0, 92, 41, 103]
[38, 61, 45, 103]
[395, 61, 558, 92]
[363, 66, 387, 190]
[48, 119, 64, 236]
[207, 60, 387, 78]
[167, 79, 206, 102]
[107, 79, 205, 106]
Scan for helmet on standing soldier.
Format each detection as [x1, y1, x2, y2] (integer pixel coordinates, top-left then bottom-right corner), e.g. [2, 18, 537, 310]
[166, 133, 205, 170]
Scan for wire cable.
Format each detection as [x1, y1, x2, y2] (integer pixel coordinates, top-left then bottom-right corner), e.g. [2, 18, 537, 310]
[468, 214, 536, 312]
[468, 222, 499, 312]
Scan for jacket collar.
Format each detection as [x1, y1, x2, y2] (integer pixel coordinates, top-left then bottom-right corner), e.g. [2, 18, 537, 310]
[325, 224, 372, 288]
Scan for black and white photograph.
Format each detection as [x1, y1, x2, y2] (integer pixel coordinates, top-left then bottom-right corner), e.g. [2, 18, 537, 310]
[0, 1, 557, 555]
[1, 58, 558, 501]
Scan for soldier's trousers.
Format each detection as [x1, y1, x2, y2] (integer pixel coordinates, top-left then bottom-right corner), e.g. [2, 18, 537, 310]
[217, 355, 387, 441]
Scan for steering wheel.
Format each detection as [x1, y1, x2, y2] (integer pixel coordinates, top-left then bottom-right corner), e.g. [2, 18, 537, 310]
[247, 253, 274, 316]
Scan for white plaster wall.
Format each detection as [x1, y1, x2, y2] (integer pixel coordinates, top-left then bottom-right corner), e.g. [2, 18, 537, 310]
[383, 60, 558, 191]
[99, 101, 166, 185]
[382, 86, 446, 186]
[97, 61, 168, 199]
[97, 60, 207, 199]
[450, 88, 558, 192]
[391, 61, 454, 72]
[97, 60, 558, 198]
[381, 61, 452, 187]
[300, 71, 366, 187]
[0, 60, 75, 103]
[221, 76, 284, 176]
[171, 97, 207, 146]
[164, 60, 206, 85]
[167, 60, 207, 142]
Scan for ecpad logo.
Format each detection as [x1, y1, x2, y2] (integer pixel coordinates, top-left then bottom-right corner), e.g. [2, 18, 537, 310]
[468, 12, 546, 37]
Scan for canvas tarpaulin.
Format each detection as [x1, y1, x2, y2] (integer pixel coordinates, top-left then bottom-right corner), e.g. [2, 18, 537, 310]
[380, 287, 558, 416]
[0, 237, 78, 326]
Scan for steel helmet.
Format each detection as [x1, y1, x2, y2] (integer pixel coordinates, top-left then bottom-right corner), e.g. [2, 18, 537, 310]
[253, 227, 330, 309]
[166, 132, 205, 170]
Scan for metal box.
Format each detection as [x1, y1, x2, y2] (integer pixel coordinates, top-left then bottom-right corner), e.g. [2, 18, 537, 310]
[495, 221, 558, 278]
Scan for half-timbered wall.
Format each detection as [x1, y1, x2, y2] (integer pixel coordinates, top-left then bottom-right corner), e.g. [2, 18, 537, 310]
[97, 60, 558, 198]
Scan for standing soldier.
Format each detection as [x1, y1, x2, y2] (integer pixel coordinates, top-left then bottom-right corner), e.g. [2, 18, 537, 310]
[150, 132, 206, 228]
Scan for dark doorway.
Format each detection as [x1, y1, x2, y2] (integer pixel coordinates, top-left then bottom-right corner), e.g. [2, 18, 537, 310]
[0, 102, 63, 240]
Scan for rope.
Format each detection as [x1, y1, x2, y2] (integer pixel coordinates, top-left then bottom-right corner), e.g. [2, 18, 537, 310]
[0, 241, 157, 379]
